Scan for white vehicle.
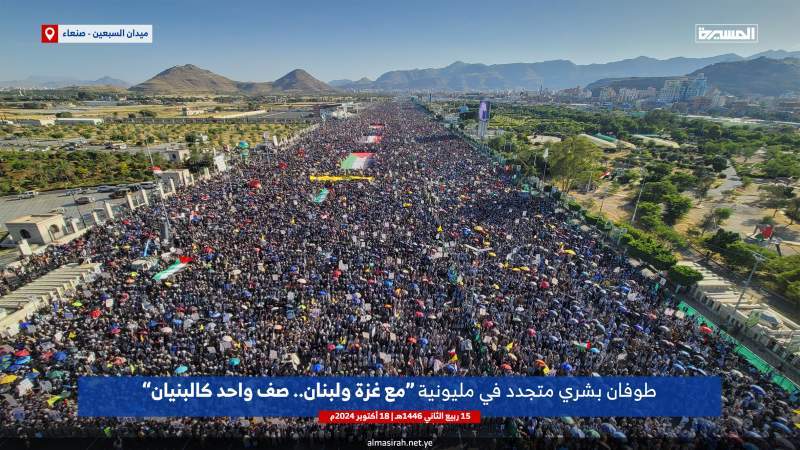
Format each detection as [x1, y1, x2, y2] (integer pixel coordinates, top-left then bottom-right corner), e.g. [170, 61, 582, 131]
[16, 190, 39, 199]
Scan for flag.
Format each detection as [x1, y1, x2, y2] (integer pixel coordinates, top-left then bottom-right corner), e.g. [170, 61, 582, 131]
[505, 342, 514, 352]
[153, 256, 192, 281]
[447, 266, 460, 285]
[313, 189, 329, 204]
[449, 353, 458, 363]
[46, 395, 66, 407]
[340, 152, 374, 170]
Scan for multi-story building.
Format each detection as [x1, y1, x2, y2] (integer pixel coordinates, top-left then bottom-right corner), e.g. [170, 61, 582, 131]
[598, 87, 617, 101]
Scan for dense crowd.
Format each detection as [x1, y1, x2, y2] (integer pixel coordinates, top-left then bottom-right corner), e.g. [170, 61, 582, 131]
[0, 101, 797, 447]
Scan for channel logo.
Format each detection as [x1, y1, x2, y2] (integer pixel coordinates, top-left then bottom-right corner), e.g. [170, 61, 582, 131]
[695, 24, 758, 43]
[41, 24, 58, 43]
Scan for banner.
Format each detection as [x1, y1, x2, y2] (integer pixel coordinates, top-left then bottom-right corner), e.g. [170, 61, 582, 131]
[310, 175, 373, 182]
[78, 376, 721, 418]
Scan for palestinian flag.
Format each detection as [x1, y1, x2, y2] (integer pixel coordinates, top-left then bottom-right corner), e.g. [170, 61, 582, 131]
[340, 152, 374, 170]
[313, 188, 329, 204]
[153, 256, 192, 281]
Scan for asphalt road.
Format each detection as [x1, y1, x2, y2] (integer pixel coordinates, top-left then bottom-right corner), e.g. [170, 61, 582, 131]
[0, 188, 131, 230]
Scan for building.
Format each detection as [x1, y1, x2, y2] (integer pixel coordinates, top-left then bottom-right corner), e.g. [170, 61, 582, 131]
[55, 117, 104, 125]
[181, 107, 205, 116]
[5, 214, 67, 245]
[598, 87, 617, 102]
[658, 79, 686, 103]
[658, 75, 708, 103]
[684, 73, 708, 99]
[17, 118, 55, 126]
[157, 169, 194, 188]
[83, 100, 118, 107]
[155, 147, 191, 162]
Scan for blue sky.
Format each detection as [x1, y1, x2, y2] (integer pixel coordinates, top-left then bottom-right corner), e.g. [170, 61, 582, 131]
[1, 0, 798, 84]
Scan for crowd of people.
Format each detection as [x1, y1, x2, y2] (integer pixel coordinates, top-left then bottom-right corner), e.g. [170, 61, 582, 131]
[0, 101, 797, 447]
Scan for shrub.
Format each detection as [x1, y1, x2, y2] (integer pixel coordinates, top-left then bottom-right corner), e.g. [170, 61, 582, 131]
[668, 265, 703, 287]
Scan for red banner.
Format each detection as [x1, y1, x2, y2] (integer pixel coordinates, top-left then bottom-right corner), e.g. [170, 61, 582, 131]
[318, 410, 480, 424]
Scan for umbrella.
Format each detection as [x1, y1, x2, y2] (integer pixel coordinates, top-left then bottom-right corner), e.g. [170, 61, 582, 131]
[174, 365, 188, 374]
[335, 344, 344, 351]
[673, 363, 686, 373]
[595, 323, 606, 333]
[633, 324, 644, 332]
[569, 427, 584, 438]
[161, 327, 173, 334]
[561, 362, 573, 372]
[591, 372, 601, 377]
[222, 336, 233, 342]
[15, 356, 31, 365]
[13, 349, 29, 357]
[600, 423, 616, 433]
[326, 344, 336, 352]
[527, 328, 536, 336]
[312, 363, 324, 373]
[548, 335, 560, 342]
[658, 325, 670, 333]
[46, 370, 65, 379]
[585, 429, 601, 438]
[699, 325, 713, 334]
[535, 360, 547, 367]
[771, 421, 792, 434]
[729, 369, 744, 378]
[0, 374, 18, 384]
[612, 431, 627, 441]
[750, 385, 766, 396]
[420, 338, 429, 346]
[500, 363, 512, 371]
[590, 347, 600, 354]
[229, 358, 241, 367]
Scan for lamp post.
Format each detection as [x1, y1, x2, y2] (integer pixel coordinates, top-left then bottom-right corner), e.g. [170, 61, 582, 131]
[732, 251, 766, 323]
[630, 168, 649, 224]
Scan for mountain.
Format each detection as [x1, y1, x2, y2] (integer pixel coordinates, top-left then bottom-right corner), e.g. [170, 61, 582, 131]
[130, 64, 244, 94]
[747, 50, 800, 60]
[129, 64, 335, 94]
[272, 69, 333, 92]
[335, 54, 745, 91]
[586, 57, 800, 98]
[689, 57, 800, 97]
[330, 77, 372, 88]
[0, 75, 129, 89]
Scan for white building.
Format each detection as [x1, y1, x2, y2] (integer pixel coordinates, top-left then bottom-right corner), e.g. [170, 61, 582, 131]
[55, 117, 104, 125]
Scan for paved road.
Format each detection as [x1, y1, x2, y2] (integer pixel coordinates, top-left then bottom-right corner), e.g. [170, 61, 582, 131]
[0, 188, 130, 230]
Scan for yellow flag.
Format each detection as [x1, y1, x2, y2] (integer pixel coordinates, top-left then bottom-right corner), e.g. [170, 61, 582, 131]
[46, 395, 64, 407]
[437, 225, 443, 233]
[543, 366, 550, 375]
[505, 342, 514, 352]
[449, 354, 459, 363]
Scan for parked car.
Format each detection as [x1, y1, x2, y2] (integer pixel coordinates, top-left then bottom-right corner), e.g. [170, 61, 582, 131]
[50, 207, 66, 214]
[126, 184, 142, 192]
[16, 190, 39, 200]
[140, 182, 156, 190]
[75, 196, 95, 205]
[66, 188, 85, 195]
[109, 190, 127, 199]
[96, 185, 114, 193]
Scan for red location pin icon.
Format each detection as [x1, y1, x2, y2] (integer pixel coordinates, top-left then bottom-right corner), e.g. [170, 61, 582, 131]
[41, 24, 58, 43]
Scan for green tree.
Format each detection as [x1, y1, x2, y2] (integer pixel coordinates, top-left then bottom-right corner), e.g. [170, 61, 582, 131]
[640, 181, 678, 203]
[668, 265, 703, 288]
[547, 136, 602, 193]
[662, 194, 692, 225]
[758, 184, 795, 217]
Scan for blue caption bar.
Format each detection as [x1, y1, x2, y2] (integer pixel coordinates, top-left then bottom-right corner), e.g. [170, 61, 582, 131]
[78, 376, 721, 417]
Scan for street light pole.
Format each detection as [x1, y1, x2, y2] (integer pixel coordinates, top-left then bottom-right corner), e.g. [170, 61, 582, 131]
[145, 143, 171, 241]
[630, 181, 645, 224]
[732, 252, 766, 321]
